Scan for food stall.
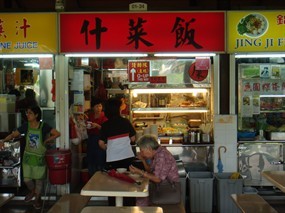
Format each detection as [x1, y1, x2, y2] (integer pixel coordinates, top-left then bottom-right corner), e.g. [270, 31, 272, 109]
[0, 13, 58, 188]
[58, 11, 225, 188]
[227, 11, 285, 188]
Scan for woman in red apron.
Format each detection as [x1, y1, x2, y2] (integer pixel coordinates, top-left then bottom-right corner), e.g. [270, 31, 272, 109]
[85, 98, 108, 176]
[0, 105, 60, 209]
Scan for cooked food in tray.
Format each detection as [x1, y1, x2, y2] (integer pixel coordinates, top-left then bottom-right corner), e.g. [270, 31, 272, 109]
[158, 127, 177, 134]
[132, 101, 147, 108]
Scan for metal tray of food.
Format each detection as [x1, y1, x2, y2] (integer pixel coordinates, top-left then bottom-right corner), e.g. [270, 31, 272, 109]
[265, 131, 285, 141]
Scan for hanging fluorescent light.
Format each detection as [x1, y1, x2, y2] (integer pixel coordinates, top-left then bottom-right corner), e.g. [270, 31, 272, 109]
[260, 94, 285, 98]
[154, 53, 216, 57]
[107, 68, 127, 71]
[235, 53, 285, 58]
[0, 54, 53, 58]
[24, 63, 40, 68]
[65, 53, 148, 57]
[133, 108, 208, 113]
[132, 88, 208, 94]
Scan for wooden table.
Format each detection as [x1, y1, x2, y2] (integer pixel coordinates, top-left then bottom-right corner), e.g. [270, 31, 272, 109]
[81, 206, 163, 213]
[80, 171, 149, 207]
[47, 194, 90, 213]
[262, 171, 285, 192]
[231, 194, 278, 213]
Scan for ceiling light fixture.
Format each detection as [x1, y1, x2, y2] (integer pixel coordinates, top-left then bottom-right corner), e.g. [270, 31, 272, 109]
[133, 108, 208, 113]
[132, 88, 208, 94]
[235, 53, 285, 58]
[0, 54, 53, 58]
[260, 94, 285, 98]
[154, 53, 216, 57]
[65, 53, 148, 57]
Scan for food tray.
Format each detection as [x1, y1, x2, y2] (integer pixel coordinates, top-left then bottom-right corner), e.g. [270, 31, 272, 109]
[265, 131, 285, 141]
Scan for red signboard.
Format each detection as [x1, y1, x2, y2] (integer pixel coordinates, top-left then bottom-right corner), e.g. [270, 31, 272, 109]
[195, 57, 210, 70]
[188, 62, 208, 82]
[150, 76, 167, 84]
[128, 60, 150, 82]
[60, 12, 225, 53]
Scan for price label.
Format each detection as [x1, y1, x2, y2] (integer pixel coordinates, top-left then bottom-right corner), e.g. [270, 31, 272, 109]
[129, 2, 148, 11]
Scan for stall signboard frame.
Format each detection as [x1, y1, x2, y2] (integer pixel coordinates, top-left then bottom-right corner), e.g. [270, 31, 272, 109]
[0, 13, 58, 54]
[227, 11, 285, 53]
[59, 12, 225, 53]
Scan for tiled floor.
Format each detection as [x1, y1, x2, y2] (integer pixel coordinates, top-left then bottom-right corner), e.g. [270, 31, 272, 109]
[1, 199, 285, 213]
[1, 184, 285, 213]
[0, 197, 109, 213]
[1, 197, 285, 213]
[266, 200, 285, 213]
[1, 201, 51, 213]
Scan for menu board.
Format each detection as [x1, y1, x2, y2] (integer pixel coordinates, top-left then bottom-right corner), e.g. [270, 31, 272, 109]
[239, 63, 285, 118]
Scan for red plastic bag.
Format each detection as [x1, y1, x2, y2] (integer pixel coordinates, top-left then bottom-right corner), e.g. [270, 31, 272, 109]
[107, 169, 136, 183]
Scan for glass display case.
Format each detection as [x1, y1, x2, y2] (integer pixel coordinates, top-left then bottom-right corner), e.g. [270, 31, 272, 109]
[129, 86, 212, 145]
[130, 87, 211, 119]
[238, 61, 285, 139]
[237, 56, 285, 187]
[238, 142, 284, 186]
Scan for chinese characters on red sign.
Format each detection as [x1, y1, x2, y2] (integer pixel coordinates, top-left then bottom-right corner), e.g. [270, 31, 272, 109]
[60, 12, 225, 53]
[128, 60, 150, 82]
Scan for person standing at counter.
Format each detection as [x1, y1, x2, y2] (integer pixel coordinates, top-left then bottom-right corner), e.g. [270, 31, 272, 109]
[129, 134, 180, 206]
[98, 97, 136, 206]
[99, 97, 136, 169]
[0, 105, 60, 209]
[85, 97, 108, 176]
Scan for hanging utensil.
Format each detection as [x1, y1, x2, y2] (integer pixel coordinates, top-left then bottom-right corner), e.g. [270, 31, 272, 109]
[217, 146, 227, 173]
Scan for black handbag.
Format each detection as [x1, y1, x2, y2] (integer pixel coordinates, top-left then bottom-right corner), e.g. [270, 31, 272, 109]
[149, 180, 181, 205]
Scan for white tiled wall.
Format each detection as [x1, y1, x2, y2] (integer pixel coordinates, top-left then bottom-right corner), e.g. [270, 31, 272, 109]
[213, 115, 238, 173]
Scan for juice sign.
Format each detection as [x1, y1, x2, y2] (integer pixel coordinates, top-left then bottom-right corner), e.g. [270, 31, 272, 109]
[128, 60, 150, 82]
